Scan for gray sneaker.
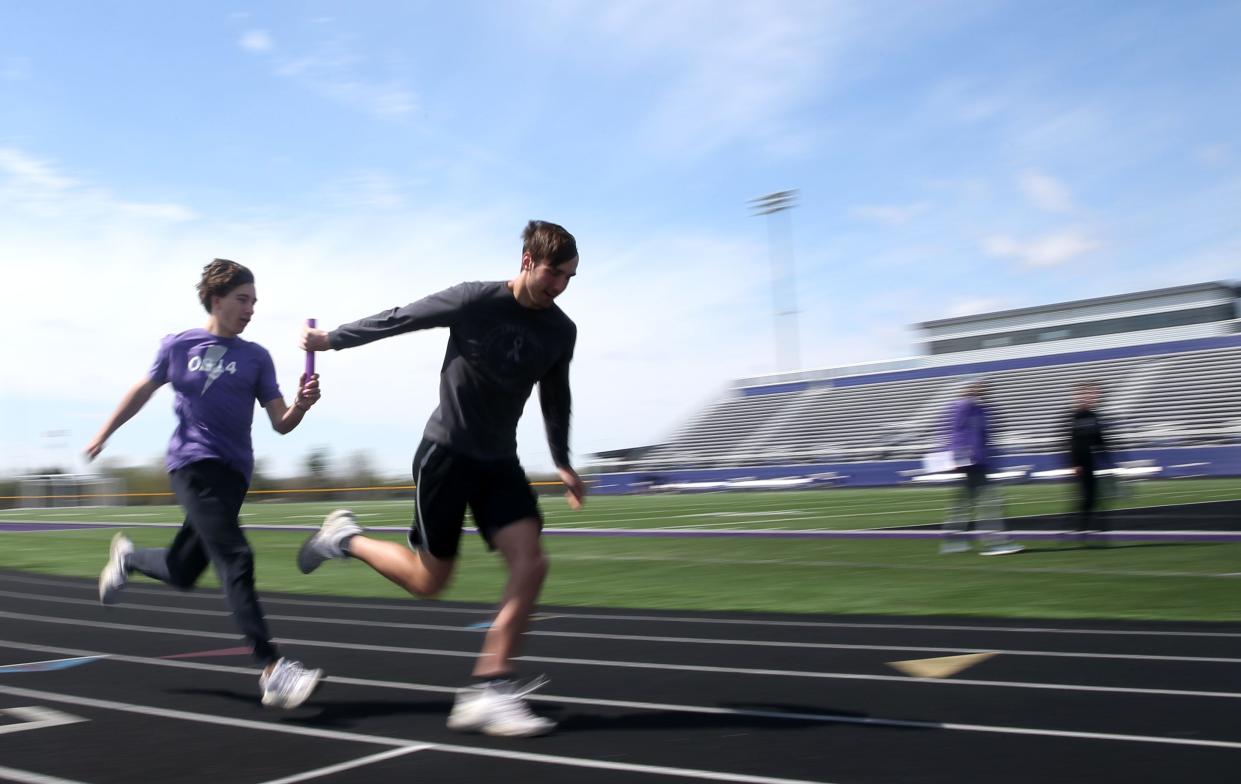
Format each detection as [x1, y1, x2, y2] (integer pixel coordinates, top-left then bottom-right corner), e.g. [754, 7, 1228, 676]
[447, 675, 556, 737]
[259, 658, 323, 708]
[980, 542, 1024, 556]
[297, 510, 362, 574]
[99, 533, 133, 605]
[939, 537, 971, 554]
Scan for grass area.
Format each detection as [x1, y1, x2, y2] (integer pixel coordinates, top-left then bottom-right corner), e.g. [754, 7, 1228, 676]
[2, 484, 1239, 622]
[3, 478, 1239, 621]
[5, 477, 1241, 531]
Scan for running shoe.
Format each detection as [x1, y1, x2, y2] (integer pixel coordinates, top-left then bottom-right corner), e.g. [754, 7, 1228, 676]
[260, 658, 323, 708]
[297, 509, 362, 574]
[99, 532, 133, 605]
[447, 675, 556, 737]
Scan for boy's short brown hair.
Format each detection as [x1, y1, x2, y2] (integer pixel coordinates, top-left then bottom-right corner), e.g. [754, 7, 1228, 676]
[521, 220, 577, 267]
[197, 258, 255, 313]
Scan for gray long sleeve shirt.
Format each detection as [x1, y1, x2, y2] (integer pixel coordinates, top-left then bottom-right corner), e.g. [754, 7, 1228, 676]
[328, 281, 576, 467]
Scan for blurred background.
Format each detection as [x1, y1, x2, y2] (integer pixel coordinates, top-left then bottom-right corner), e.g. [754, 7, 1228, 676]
[1, 1, 1238, 502]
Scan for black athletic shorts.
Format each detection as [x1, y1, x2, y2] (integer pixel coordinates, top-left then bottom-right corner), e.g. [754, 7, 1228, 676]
[408, 438, 542, 559]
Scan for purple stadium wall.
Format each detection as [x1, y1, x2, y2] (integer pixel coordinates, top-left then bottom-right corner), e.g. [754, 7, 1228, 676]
[589, 446, 1241, 494]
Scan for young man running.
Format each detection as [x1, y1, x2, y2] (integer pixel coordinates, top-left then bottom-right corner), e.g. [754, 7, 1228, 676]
[297, 220, 584, 737]
[86, 259, 325, 708]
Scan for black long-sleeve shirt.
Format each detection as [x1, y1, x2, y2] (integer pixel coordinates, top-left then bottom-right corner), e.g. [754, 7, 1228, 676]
[1066, 407, 1109, 471]
[329, 281, 576, 468]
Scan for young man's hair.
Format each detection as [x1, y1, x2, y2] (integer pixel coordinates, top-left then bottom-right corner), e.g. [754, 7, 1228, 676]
[522, 220, 577, 267]
[197, 258, 255, 313]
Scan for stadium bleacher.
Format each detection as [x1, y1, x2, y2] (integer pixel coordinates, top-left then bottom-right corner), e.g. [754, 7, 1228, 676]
[590, 282, 1241, 489]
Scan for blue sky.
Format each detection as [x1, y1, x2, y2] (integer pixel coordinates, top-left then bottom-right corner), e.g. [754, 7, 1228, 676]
[2, 1, 1239, 479]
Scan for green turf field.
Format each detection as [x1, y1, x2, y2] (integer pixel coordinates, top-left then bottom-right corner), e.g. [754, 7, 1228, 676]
[2, 479, 1239, 621]
[5, 477, 1241, 530]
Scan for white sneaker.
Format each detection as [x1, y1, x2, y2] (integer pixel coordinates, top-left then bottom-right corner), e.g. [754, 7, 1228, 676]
[939, 538, 971, 554]
[260, 658, 323, 709]
[980, 543, 1024, 556]
[99, 533, 133, 605]
[447, 676, 556, 737]
[297, 509, 362, 574]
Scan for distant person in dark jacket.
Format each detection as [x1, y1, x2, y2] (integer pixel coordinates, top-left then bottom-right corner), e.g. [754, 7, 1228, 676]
[940, 377, 1022, 556]
[1065, 381, 1112, 538]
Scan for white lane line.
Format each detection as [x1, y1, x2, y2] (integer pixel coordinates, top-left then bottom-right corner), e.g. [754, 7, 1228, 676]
[1, 614, 1239, 702]
[1, 644, 1240, 753]
[0, 684, 831, 784]
[254, 747, 427, 784]
[2, 572, 1236, 639]
[0, 765, 90, 784]
[2, 573, 1241, 645]
[3, 590, 1238, 665]
[0, 706, 87, 736]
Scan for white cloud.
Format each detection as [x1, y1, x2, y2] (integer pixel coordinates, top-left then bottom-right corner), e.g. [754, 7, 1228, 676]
[248, 36, 416, 119]
[943, 297, 1008, 318]
[0, 147, 775, 477]
[2, 56, 31, 80]
[851, 202, 929, 226]
[0, 147, 196, 222]
[1017, 169, 1073, 213]
[552, 1, 853, 157]
[923, 77, 1009, 124]
[1195, 143, 1233, 167]
[982, 230, 1101, 268]
[239, 29, 274, 53]
[328, 171, 408, 209]
[0, 147, 77, 191]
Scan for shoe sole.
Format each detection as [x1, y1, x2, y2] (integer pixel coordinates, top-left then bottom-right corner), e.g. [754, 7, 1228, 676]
[296, 537, 327, 574]
[481, 722, 556, 737]
[447, 704, 556, 737]
[447, 716, 555, 737]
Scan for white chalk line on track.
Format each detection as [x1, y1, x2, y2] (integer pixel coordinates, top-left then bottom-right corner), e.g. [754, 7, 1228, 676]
[0, 571, 1237, 639]
[0, 613, 1238, 702]
[0, 640, 1239, 753]
[0, 589, 1235, 665]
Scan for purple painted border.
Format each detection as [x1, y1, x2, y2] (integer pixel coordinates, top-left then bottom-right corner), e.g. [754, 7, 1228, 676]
[3, 520, 1238, 542]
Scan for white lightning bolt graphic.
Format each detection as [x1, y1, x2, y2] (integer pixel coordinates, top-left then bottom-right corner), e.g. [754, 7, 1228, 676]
[200, 345, 229, 395]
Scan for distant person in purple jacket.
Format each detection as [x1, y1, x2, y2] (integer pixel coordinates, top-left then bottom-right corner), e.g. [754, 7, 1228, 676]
[939, 377, 1023, 556]
[85, 259, 325, 709]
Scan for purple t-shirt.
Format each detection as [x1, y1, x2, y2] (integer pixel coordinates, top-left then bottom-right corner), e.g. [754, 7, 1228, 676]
[944, 396, 992, 470]
[149, 328, 282, 482]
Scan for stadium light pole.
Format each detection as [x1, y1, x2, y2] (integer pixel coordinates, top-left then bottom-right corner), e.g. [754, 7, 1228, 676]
[750, 189, 802, 373]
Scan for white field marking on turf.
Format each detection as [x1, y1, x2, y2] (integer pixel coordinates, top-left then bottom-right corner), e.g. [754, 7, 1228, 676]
[3, 614, 1241, 702]
[1, 643, 1240, 754]
[0, 684, 832, 784]
[4, 485, 1237, 529]
[546, 518, 818, 531]
[2, 571, 1238, 639]
[5, 589, 1240, 665]
[676, 512, 812, 518]
[254, 747, 427, 784]
[538, 488, 1241, 527]
[0, 766, 90, 784]
[542, 551, 1239, 580]
[0, 706, 87, 736]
